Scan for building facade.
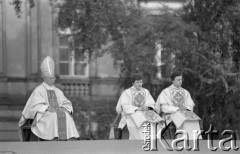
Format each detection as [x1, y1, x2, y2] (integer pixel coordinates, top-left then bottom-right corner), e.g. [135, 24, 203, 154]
[138, 0, 189, 14]
[0, 0, 121, 100]
[0, 0, 188, 100]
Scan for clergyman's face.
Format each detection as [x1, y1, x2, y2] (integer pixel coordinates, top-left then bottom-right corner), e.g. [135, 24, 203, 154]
[172, 75, 182, 88]
[133, 79, 143, 90]
[43, 75, 56, 86]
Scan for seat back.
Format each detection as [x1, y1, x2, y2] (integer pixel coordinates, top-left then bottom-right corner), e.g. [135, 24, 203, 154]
[20, 119, 39, 141]
[159, 112, 176, 139]
[109, 114, 122, 139]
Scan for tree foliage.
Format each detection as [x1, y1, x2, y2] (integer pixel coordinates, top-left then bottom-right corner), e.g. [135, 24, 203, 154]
[179, 0, 240, 135]
[54, 0, 161, 90]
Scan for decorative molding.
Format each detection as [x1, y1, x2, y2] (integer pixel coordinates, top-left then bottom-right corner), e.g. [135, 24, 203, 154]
[90, 77, 120, 84]
[52, 2, 60, 76]
[25, 0, 31, 77]
[6, 76, 42, 82]
[138, 0, 187, 2]
[58, 78, 90, 84]
[0, 76, 7, 81]
[37, 0, 41, 72]
[0, 0, 6, 76]
[26, 0, 40, 77]
[57, 79, 90, 96]
[0, 0, 3, 74]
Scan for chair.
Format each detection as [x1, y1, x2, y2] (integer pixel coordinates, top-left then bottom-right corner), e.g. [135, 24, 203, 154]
[20, 119, 40, 141]
[160, 121, 176, 139]
[109, 114, 123, 139]
[160, 112, 203, 140]
[109, 114, 130, 139]
[160, 113, 176, 140]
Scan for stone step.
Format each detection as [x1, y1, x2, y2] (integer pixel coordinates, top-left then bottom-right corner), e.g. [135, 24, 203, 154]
[0, 122, 19, 131]
[0, 110, 22, 122]
[0, 104, 25, 110]
[0, 99, 25, 141]
[0, 122, 20, 141]
[0, 96, 28, 105]
[0, 131, 20, 141]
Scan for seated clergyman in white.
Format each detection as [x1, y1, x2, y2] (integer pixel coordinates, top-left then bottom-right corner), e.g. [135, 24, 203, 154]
[155, 71, 202, 140]
[19, 56, 79, 141]
[116, 73, 162, 140]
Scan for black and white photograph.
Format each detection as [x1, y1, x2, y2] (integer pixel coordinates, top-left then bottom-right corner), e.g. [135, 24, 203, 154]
[0, 0, 239, 153]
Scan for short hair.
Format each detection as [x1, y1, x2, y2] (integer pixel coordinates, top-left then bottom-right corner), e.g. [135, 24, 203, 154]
[131, 73, 143, 84]
[171, 71, 182, 81]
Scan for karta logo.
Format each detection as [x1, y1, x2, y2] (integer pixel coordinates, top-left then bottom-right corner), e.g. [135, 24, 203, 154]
[142, 124, 239, 151]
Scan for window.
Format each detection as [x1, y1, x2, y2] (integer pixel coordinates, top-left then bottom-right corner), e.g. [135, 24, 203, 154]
[59, 35, 89, 78]
[155, 41, 162, 79]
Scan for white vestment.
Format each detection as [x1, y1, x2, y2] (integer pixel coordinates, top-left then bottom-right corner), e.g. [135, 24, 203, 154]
[116, 86, 162, 140]
[19, 82, 79, 140]
[155, 85, 202, 140]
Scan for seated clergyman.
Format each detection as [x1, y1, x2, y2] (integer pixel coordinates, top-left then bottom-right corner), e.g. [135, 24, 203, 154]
[19, 56, 79, 141]
[116, 73, 163, 140]
[155, 70, 202, 140]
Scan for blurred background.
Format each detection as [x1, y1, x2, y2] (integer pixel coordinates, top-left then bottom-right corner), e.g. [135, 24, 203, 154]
[0, 0, 240, 141]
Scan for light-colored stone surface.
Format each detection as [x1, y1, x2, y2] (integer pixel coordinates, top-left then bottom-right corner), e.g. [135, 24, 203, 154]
[0, 140, 239, 153]
[0, 110, 22, 119]
[7, 82, 27, 95]
[0, 131, 19, 141]
[0, 82, 7, 94]
[0, 121, 19, 141]
[0, 122, 19, 131]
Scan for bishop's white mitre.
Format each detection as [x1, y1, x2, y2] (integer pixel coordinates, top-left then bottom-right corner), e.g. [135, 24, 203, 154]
[40, 56, 55, 77]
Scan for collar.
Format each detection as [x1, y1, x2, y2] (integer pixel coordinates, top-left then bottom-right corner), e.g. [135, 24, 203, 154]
[131, 86, 143, 92]
[170, 84, 182, 90]
[42, 82, 55, 90]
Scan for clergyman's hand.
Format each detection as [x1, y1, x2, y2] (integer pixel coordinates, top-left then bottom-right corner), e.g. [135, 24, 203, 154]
[47, 107, 55, 112]
[178, 106, 188, 111]
[60, 107, 71, 114]
[138, 106, 149, 111]
[143, 106, 150, 111]
[137, 107, 143, 111]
